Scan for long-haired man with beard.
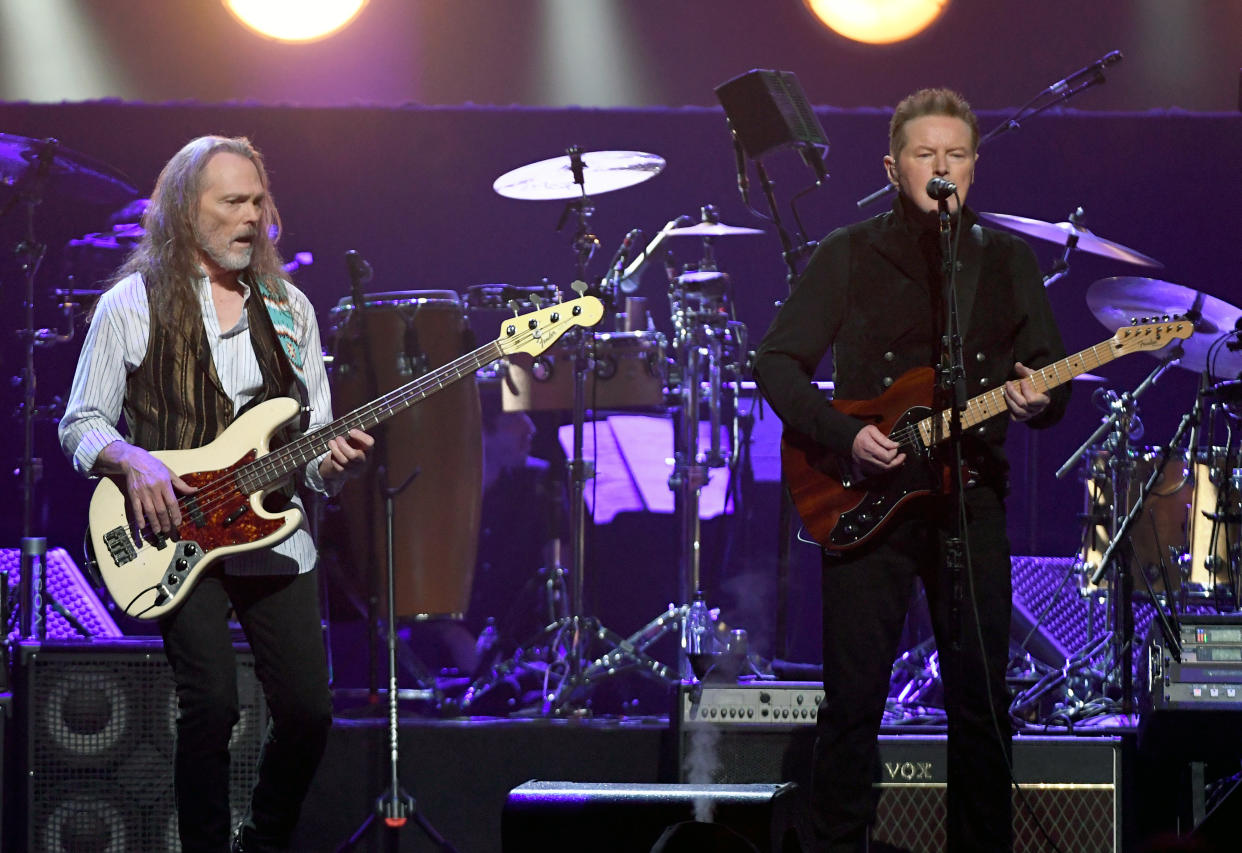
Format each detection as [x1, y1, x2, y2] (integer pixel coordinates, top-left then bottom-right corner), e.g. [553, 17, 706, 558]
[60, 136, 373, 852]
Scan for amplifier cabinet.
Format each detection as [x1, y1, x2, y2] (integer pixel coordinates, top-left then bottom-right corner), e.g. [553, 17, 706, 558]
[12, 640, 267, 853]
[674, 683, 1128, 852]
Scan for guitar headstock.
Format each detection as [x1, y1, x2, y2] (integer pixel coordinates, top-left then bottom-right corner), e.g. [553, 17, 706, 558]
[496, 294, 605, 357]
[1112, 317, 1194, 354]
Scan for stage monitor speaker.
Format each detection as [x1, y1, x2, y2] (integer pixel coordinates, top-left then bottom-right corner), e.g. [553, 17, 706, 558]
[12, 639, 268, 853]
[714, 69, 828, 160]
[673, 683, 1129, 852]
[503, 781, 804, 853]
[2, 546, 122, 640]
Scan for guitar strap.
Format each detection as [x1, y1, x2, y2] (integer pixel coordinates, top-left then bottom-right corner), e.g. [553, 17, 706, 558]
[254, 276, 308, 393]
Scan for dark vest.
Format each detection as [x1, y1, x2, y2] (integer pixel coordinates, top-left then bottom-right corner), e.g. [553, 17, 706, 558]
[123, 281, 299, 454]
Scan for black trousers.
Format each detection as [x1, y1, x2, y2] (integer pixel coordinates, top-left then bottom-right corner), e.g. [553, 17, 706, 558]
[812, 488, 1014, 853]
[160, 567, 333, 853]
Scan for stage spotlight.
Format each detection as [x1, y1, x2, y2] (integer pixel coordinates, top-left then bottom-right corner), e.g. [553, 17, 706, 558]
[804, 0, 949, 45]
[223, 0, 368, 43]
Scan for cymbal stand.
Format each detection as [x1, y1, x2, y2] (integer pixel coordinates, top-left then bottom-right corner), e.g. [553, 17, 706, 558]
[665, 240, 747, 679]
[556, 146, 599, 287]
[1041, 206, 1086, 287]
[458, 315, 678, 715]
[4, 139, 82, 647]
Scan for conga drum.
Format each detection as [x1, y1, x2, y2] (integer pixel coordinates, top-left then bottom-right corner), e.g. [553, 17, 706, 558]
[1187, 447, 1241, 601]
[1079, 444, 1191, 594]
[329, 291, 481, 618]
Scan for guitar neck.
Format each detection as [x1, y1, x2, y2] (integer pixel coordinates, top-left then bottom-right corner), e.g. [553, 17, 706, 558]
[236, 339, 504, 493]
[916, 339, 1118, 448]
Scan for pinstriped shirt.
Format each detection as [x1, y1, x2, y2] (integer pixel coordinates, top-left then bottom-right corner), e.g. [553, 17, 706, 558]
[59, 272, 335, 575]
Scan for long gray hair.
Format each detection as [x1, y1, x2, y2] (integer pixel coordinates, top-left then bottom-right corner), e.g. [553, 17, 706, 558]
[108, 135, 287, 321]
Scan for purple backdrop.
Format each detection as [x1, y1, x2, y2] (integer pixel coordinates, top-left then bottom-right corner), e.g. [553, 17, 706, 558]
[1, 102, 1238, 656]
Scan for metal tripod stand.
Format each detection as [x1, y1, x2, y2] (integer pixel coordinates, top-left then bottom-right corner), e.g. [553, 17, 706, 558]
[336, 466, 455, 852]
[664, 238, 748, 678]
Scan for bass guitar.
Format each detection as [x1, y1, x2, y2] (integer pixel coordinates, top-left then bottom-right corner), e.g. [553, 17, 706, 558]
[782, 319, 1193, 551]
[87, 294, 603, 619]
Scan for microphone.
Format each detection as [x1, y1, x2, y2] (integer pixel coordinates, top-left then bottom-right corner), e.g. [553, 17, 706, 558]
[1045, 50, 1123, 95]
[926, 177, 956, 201]
[1091, 387, 1120, 413]
[618, 228, 643, 267]
[619, 218, 691, 293]
[344, 249, 373, 310]
[345, 249, 373, 285]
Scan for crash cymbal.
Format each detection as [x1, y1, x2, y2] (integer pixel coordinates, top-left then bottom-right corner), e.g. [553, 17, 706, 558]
[667, 221, 764, 237]
[493, 150, 664, 200]
[0, 133, 137, 206]
[1087, 276, 1242, 376]
[979, 211, 1162, 268]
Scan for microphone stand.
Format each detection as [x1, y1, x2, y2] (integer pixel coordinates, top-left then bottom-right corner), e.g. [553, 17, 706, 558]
[935, 193, 969, 657]
[1055, 346, 1181, 481]
[337, 462, 455, 853]
[1086, 395, 1195, 713]
[856, 52, 1122, 209]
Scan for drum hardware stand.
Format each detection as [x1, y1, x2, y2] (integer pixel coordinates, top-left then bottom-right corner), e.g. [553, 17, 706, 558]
[4, 138, 83, 650]
[1066, 344, 1188, 710]
[1089, 384, 1199, 707]
[458, 292, 676, 715]
[1040, 206, 1086, 287]
[661, 234, 749, 679]
[336, 461, 453, 853]
[556, 146, 600, 288]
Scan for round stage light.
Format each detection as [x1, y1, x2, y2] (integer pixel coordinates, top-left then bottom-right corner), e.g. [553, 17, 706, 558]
[804, 0, 949, 45]
[223, 0, 368, 43]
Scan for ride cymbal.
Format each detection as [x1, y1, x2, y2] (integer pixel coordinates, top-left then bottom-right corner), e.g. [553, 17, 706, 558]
[666, 221, 763, 237]
[493, 150, 664, 200]
[1087, 276, 1242, 376]
[0, 133, 137, 206]
[980, 211, 1161, 268]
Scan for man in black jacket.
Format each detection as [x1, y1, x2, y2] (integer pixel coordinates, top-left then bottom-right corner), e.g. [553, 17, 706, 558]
[754, 89, 1070, 853]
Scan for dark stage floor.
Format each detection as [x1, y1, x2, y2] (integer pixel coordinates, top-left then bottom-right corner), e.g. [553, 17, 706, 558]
[293, 703, 1151, 853]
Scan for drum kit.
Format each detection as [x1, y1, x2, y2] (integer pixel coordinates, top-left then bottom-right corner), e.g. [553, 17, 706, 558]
[983, 207, 1242, 713]
[367, 145, 762, 712]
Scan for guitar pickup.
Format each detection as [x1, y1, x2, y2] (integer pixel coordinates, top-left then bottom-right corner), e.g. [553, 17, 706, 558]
[184, 494, 207, 528]
[224, 504, 249, 526]
[103, 526, 137, 566]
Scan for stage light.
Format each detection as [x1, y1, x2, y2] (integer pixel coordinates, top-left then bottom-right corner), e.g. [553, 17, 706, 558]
[223, 0, 368, 43]
[803, 0, 949, 45]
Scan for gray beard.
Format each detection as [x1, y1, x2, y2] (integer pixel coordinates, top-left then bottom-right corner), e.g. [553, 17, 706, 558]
[203, 241, 253, 272]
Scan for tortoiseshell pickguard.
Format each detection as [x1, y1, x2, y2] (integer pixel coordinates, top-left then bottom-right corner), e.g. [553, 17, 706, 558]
[172, 450, 283, 550]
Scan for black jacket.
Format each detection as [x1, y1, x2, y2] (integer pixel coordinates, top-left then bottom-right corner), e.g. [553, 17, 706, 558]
[754, 196, 1070, 493]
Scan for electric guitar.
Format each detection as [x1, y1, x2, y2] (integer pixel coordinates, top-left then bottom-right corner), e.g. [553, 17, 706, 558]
[87, 294, 604, 619]
[782, 319, 1194, 552]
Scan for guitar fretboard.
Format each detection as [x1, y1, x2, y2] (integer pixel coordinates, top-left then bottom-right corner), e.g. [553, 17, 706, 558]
[234, 338, 504, 494]
[915, 322, 1188, 447]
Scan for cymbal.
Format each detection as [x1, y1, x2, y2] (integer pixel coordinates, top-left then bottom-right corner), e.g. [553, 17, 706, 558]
[493, 150, 664, 200]
[667, 221, 763, 237]
[0, 133, 137, 206]
[1087, 276, 1242, 376]
[979, 211, 1162, 268]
